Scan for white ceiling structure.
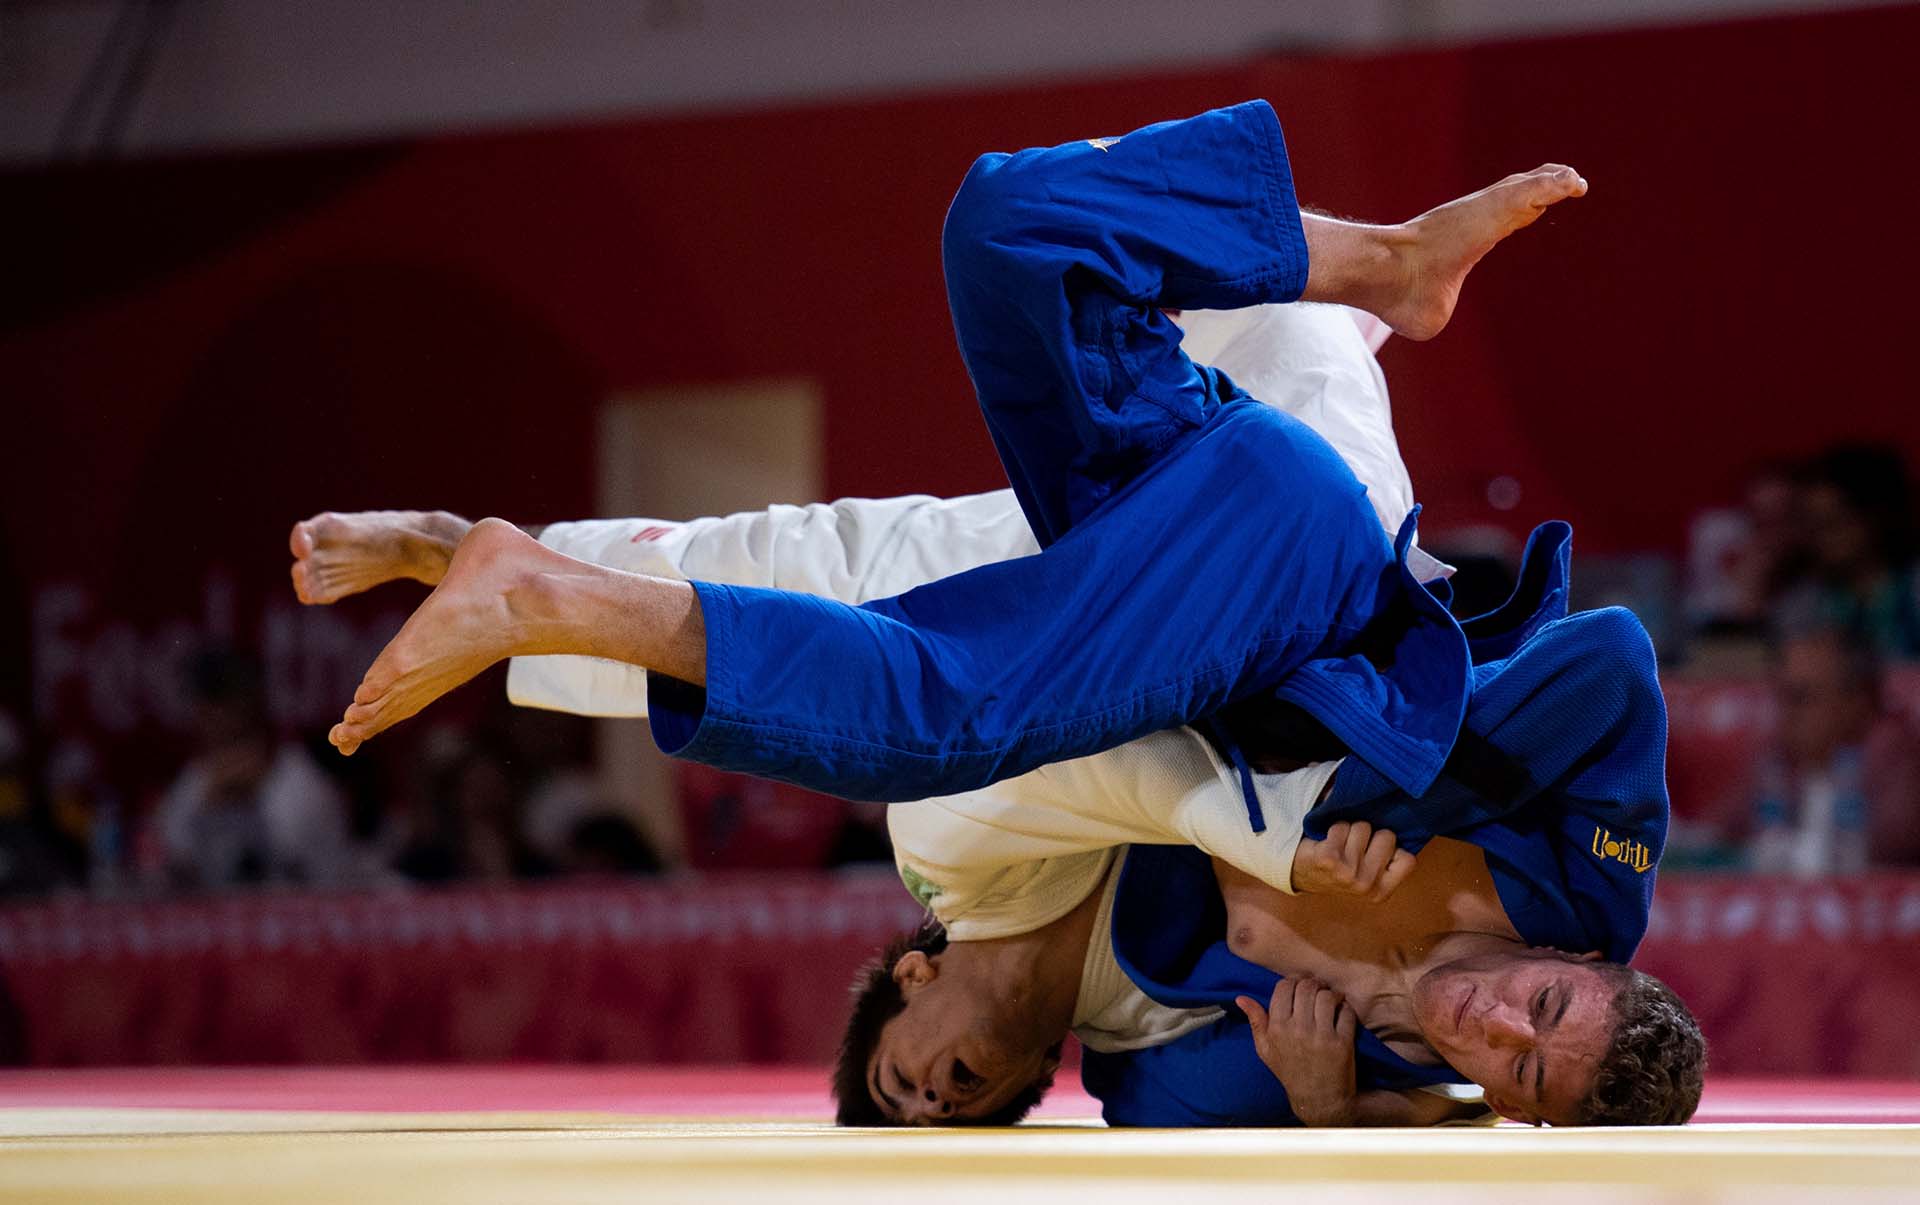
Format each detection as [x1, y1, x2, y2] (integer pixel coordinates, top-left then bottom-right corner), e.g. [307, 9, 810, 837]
[2, 0, 1907, 162]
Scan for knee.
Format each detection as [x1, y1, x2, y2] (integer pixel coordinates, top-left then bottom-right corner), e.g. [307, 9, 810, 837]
[1558, 606, 1664, 719]
[941, 152, 1023, 269]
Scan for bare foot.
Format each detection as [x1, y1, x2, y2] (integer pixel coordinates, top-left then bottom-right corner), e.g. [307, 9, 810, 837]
[329, 518, 567, 755]
[289, 510, 471, 604]
[1379, 165, 1587, 341]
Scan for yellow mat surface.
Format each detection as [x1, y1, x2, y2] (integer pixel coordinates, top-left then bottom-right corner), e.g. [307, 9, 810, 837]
[3, 1110, 1918, 1204]
[3, 1112, 1920, 1205]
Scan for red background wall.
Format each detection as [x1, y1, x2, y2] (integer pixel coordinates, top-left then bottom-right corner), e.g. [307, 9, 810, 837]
[4, 5, 1917, 763]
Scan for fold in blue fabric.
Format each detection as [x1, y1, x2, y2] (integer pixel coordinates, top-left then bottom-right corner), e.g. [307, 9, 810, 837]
[649, 100, 1470, 805]
[1094, 531, 1673, 1125]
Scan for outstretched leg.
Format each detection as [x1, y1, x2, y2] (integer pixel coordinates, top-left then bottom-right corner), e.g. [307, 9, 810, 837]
[1301, 165, 1586, 341]
[328, 519, 705, 755]
[327, 106, 1575, 796]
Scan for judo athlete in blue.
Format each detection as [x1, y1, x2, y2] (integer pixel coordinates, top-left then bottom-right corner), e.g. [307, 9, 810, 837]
[1087, 536, 1695, 1127]
[324, 102, 1702, 1124]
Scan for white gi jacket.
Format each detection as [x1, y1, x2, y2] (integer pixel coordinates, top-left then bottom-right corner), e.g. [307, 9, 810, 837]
[505, 305, 1435, 1038]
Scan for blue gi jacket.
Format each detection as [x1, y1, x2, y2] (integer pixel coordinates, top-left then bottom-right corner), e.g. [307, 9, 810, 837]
[650, 100, 1471, 806]
[1087, 524, 1674, 1125]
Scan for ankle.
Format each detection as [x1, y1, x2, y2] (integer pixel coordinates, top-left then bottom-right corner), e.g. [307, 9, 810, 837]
[1302, 217, 1409, 309]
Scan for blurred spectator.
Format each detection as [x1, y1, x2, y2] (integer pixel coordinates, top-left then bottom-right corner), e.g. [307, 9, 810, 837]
[392, 732, 553, 883]
[1775, 444, 1920, 658]
[1685, 460, 1805, 640]
[0, 709, 74, 896]
[47, 739, 123, 893]
[824, 801, 893, 867]
[146, 649, 370, 890]
[1744, 628, 1920, 875]
[563, 813, 662, 876]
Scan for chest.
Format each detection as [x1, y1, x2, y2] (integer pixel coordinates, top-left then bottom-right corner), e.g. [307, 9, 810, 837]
[1224, 838, 1518, 994]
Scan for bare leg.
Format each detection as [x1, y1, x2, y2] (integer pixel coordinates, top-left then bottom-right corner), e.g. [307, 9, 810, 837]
[328, 519, 705, 756]
[289, 510, 472, 604]
[1301, 165, 1587, 341]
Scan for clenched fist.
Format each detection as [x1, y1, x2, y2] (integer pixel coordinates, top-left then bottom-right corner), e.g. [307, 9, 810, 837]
[1289, 820, 1415, 901]
[1236, 976, 1359, 1127]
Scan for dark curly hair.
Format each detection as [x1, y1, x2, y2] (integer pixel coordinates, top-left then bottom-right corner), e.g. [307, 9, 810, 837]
[830, 916, 1057, 1126]
[1578, 966, 1707, 1126]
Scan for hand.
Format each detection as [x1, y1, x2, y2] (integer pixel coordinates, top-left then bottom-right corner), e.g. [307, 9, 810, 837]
[1289, 820, 1415, 901]
[1236, 977, 1359, 1127]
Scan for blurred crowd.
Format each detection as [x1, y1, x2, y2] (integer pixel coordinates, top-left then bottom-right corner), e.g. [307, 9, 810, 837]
[0, 639, 896, 899]
[3, 442, 1920, 900]
[1668, 443, 1920, 872]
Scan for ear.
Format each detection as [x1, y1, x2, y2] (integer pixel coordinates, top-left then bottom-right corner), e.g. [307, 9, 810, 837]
[1484, 1092, 1541, 1126]
[891, 949, 938, 990]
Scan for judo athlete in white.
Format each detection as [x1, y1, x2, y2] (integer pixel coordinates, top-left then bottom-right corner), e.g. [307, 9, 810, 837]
[290, 305, 1701, 1127]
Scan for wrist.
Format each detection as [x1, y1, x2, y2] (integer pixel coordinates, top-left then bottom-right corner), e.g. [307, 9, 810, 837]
[1294, 1094, 1357, 1127]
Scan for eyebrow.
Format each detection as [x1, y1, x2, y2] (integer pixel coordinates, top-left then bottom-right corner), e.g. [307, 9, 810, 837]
[1535, 979, 1571, 1102]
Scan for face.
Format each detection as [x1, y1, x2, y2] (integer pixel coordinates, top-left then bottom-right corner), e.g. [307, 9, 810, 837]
[1802, 483, 1875, 575]
[864, 951, 1061, 1126]
[1776, 635, 1874, 765]
[1410, 948, 1617, 1126]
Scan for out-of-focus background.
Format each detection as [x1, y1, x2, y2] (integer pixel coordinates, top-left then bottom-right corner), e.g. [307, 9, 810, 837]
[1, 0, 1917, 1080]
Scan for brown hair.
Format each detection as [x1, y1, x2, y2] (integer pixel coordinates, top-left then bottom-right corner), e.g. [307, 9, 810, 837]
[1578, 966, 1707, 1126]
[830, 916, 1057, 1126]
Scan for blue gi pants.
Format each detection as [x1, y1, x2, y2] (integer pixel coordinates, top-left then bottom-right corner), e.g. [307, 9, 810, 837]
[649, 101, 1468, 802]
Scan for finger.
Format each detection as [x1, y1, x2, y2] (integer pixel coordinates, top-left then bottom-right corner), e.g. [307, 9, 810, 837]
[1313, 987, 1343, 1029]
[1289, 978, 1321, 1021]
[1266, 979, 1291, 1021]
[1375, 849, 1418, 901]
[1356, 828, 1399, 896]
[290, 519, 315, 559]
[1342, 821, 1373, 871]
[1336, 1001, 1358, 1041]
[1235, 995, 1268, 1032]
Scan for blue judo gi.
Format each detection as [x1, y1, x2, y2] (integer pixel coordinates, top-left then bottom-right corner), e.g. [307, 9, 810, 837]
[649, 100, 1471, 805]
[643, 100, 1672, 1125]
[1085, 522, 1674, 1125]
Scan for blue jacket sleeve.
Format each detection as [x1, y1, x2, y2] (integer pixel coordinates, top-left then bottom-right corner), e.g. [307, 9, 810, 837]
[1308, 605, 1671, 960]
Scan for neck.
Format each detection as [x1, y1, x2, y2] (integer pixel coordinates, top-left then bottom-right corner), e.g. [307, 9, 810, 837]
[938, 885, 1103, 1045]
[1368, 929, 1525, 1042]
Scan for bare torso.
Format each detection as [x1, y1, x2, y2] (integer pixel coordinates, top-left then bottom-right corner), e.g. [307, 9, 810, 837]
[1215, 836, 1519, 1065]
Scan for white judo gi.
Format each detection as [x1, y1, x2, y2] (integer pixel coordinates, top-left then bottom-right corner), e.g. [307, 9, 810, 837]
[506, 303, 1450, 1056]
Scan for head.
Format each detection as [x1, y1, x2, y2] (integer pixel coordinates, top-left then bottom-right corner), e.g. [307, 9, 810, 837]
[1411, 946, 1704, 1126]
[832, 919, 1061, 1126]
[183, 648, 273, 797]
[1799, 444, 1915, 581]
[1774, 627, 1882, 767]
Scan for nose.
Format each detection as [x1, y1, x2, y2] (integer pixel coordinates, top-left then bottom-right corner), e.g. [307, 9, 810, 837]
[904, 1082, 955, 1124]
[1480, 1002, 1534, 1048]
